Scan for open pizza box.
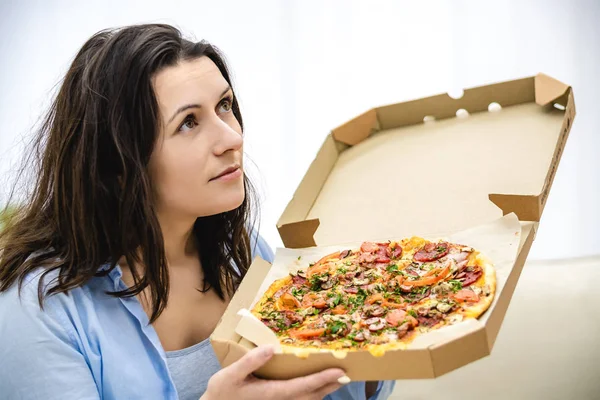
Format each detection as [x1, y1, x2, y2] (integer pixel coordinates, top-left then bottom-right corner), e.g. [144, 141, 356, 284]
[211, 73, 576, 380]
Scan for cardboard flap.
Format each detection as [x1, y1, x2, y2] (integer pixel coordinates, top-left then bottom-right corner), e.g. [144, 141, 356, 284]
[211, 256, 271, 341]
[331, 109, 379, 145]
[488, 194, 541, 221]
[535, 73, 571, 107]
[277, 219, 320, 249]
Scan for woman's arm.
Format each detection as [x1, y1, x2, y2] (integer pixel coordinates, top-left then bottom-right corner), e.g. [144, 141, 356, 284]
[0, 278, 100, 399]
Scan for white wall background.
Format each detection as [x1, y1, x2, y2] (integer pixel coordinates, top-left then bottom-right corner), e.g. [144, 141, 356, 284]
[0, 0, 598, 260]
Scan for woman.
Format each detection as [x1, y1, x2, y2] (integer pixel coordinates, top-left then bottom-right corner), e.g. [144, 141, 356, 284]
[0, 24, 394, 399]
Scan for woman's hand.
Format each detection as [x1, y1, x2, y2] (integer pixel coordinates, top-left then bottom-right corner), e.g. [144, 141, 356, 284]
[201, 345, 348, 400]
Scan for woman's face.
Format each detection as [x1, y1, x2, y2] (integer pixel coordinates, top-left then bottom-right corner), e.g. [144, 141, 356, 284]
[149, 56, 244, 221]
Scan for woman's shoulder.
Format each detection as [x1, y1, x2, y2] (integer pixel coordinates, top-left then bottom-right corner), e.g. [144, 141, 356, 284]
[0, 263, 103, 347]
[250, 230, 274, 263]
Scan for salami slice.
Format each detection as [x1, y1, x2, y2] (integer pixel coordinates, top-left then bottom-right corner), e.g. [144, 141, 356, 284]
[460, 268, 483, 286]
[414, 242, 449, 262]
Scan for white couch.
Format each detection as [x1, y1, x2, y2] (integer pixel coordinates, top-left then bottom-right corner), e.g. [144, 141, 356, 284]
[390, 256, 600, 400]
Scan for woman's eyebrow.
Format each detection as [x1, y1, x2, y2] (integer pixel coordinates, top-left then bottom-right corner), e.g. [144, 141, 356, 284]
[167, 85, 232, 124]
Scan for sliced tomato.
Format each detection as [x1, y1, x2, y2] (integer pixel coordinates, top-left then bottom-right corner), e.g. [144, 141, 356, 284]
[453, 289, 480, 303]
[331, 305, 347, 315]
[365, 293, 384, 305]
[382, 300, 405, 309]
[402, 265, 450, 287]
[301, 293, 327, 309]
[360, 242, 379, 253]
[395, 275, 405, 285]
[306, 262, 331, 279]
[277, 292, 301, 310]
[385, 309, 407, 327]
[289, 328, 326, 339]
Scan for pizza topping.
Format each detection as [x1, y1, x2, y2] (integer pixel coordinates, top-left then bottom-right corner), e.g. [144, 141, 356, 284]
[302, 293, 327, 309]
[321, 277, 337, 290]
[414, 242, 449, 262]
[396, 322, 411, 338]
[365, 317, 387, 331]
[326, 293, 343, 308]
[385, 309, 407, 327]
[459, 268, 483, 286]
[362, 304, 385, 317]
[391, 244, 403, 259]
[353, 277, 370, 286]
[452, 288, 480, 303]
[351, 329, 371, 342]
[436, 301, 454, 313]
[277, 292, 301, 310]
[290, 328, 326, 339]
[402, 264, 451, 287]
[282, 310, 304, 325]
[343, 286, 359, 294]
[365, 293, 384, 305]
[417, 314, 443, 327]
[431, 281, 453, 296]
[382, 299, 405, 309]
[358, 252, 378, 265]
[375, 244, 391, 263]
[446, 251, 470, 264]
[339, 249, 352, 259]
[291, 275, 307, 286]
[360, 242, 379, 253]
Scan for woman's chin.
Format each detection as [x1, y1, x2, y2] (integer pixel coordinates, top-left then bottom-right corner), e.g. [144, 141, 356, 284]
[211, 188, 246, 215]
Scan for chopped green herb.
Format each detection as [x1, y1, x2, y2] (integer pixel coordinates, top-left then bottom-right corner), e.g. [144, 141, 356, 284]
[345, 261, 353, 266]
[337, 266, 348, 274]
[297, 256, 302, 261]
[313, 308, 320, 315]
[386, 264, 399, 273]
[309, 262, 315, 267]
[407, 309, 418, 318]
[448, 279, 463, 292]
[332, 294, 342, 307]
[328, 320, 346, 335]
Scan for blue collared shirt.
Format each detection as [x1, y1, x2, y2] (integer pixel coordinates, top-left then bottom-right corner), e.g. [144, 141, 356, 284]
[0, 234, 395, 399]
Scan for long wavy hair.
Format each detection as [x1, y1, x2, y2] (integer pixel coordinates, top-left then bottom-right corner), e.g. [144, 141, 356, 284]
[0, 24, 258, 322]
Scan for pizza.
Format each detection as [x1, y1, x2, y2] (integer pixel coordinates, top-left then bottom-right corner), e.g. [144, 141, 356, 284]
[251, 237, 496, 356]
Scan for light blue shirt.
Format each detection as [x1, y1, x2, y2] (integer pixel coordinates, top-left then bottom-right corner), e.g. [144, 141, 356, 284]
[0, 234, 395, 399]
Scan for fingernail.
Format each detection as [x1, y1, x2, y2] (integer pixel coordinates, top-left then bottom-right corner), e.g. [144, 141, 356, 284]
[337, 375, 351, 384]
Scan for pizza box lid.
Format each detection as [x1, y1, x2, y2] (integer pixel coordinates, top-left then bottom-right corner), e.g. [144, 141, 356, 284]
[276, 73, 574, 248]
[211, 73, 576, 380]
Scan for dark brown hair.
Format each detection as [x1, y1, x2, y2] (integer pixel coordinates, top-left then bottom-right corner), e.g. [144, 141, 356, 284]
[0, 24, 258, 322]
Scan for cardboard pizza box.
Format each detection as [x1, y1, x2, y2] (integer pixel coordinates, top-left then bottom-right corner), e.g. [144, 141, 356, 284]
[211, 73, 575, 380]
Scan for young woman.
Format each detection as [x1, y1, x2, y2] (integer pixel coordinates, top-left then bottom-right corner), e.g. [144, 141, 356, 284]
[0, 24, 394, 399]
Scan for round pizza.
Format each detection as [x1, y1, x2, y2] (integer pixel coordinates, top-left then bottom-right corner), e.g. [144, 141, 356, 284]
[251, 237, 496, 356]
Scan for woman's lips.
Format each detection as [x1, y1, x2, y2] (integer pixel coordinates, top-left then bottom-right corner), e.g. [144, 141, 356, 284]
[211, 166, 242, 182]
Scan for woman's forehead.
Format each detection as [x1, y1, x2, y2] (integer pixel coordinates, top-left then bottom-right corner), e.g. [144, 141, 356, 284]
[153, 57, 229, 115]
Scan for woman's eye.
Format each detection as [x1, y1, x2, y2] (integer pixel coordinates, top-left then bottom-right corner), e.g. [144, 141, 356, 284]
[218, 98, 233, 114]
[179, 114, 197, 133]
